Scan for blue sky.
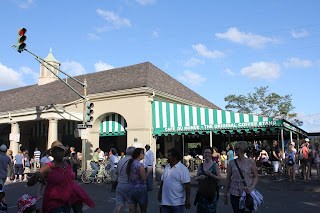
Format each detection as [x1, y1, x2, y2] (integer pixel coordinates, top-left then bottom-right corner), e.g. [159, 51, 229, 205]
[0, 0, 320, 132]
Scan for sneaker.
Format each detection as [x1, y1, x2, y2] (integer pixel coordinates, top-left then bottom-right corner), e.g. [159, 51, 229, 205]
[13, 179, 17, 182]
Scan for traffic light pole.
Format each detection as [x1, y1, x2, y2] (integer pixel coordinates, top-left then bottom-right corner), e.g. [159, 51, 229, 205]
[12, 44, 90, 172]
[82, 79, 87, 171]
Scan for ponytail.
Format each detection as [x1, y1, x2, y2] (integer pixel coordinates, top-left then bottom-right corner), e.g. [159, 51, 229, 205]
[126, 148, 144, 177]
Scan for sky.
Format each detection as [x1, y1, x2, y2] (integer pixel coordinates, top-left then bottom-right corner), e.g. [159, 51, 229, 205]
[0, 0, 320, 132]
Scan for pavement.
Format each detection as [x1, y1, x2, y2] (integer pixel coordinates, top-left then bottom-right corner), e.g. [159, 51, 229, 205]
[4, 168, 320, 213]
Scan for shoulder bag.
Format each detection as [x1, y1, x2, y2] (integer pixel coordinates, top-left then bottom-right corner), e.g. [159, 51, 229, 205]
[234, 159, 263, 211]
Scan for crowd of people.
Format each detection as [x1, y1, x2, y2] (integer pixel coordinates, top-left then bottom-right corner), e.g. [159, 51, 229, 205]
[0, 137, 319, 213]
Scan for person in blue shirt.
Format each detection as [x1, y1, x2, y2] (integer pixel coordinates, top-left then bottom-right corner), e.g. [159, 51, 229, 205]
[227, 144, 234, 165]
[14, 150, 24, 182]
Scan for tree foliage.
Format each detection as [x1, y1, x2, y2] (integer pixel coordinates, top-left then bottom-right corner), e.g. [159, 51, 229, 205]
[224, 86, 296, 120]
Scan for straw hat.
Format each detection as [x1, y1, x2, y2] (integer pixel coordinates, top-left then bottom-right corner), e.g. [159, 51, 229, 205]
[50, 141, 67, 151]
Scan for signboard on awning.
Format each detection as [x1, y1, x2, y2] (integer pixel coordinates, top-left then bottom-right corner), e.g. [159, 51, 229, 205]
[152, 101, 307, 136]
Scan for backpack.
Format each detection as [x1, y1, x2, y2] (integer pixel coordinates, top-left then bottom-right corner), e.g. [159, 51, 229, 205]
[298, 150, 305, 160]
[287, 155, 294, 166]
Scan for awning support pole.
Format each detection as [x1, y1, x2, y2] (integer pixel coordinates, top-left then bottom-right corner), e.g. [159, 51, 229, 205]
[281, 129, 285, 158]
[210, 131, 213, 147]
[182, 134, 185, 156]
[290, 131, 293, 142]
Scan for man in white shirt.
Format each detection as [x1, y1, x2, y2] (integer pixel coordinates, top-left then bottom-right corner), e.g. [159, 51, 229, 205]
[110, 148, 119, 192]
[143, 144, 154, 191]
[33, 148, 41, 171]
[158, 148, 191, 213]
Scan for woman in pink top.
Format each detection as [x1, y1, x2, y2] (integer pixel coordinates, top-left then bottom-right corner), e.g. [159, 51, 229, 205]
[28, 141, 94, 213]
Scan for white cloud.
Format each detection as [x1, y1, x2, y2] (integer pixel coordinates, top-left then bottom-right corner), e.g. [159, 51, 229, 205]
[136, 0, 156, 5]
[290, 29, 309, 39]
[183, 58, 204, 67]
[296, 112, 320, 132]
[13, 0, 35, 8]
[223, 68, 236, 76]
[177, 70, 206, 86]
[61, 61, 86, 76]
[283, 57, 312, 67]
[88, 33, 101, 40]
[20, 66, 39, 82]
[240, 62, 281, 80]
[96, 9, 131, 31]
[152, 30, 159, 38]
[94, 61, 114, 71]
[216, 27, 278, 48]
[192, 44, 225, 59]
[0, 62, 25, 89]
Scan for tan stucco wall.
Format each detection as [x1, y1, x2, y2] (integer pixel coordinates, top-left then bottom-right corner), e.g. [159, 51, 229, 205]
[65, 93, 155, 167]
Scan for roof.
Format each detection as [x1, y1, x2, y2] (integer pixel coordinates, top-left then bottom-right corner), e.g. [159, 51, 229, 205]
[0, 62, 219, 112]
[44, 48, 59, 63]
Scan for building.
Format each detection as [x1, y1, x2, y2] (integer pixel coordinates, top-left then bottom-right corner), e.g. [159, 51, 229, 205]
[0, 50, 307, 166]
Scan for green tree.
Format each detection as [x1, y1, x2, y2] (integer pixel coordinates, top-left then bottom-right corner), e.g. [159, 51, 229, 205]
[224, 86, 297, 120]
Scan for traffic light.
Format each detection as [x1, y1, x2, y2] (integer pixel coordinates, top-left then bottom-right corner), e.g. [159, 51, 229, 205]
[85, 101, 94, 123]
[16, 28, 27, 53]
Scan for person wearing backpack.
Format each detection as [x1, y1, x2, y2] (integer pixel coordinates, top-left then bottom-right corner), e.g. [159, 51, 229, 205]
[285, 144, 296, 182]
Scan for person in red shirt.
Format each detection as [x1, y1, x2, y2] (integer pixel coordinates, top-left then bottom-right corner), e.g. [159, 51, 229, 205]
[301, 143, 311, 180]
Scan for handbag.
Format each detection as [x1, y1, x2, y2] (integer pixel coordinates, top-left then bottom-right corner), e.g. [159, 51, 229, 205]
[234, 159, 263, 211]
[195, 163, 218, 203]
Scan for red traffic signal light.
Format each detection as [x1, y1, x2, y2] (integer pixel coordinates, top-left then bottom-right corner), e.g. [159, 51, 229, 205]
[16, 28, 27, 53]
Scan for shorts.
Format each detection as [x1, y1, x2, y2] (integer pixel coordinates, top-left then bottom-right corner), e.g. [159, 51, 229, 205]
[116, 184, 129, 206]
[272, 161, 280, 172]
[14, 164, 23, 175]
[128, 187, 148, 206]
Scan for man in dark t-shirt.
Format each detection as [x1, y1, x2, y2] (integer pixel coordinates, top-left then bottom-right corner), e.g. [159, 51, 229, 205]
[271, 140, 283, 181]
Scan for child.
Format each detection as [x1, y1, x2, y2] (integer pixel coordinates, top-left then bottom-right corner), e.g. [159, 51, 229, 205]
[220, 151, 227, 173]
[17, 194, 40, 213]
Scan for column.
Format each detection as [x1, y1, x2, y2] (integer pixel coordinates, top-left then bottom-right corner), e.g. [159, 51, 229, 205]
[281, 129, 285, 158]
[47, 118, 58, 150]
[9, 122, 20, 156]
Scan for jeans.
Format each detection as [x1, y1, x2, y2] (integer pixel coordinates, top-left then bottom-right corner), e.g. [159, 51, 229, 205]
[161, 205, 185, 213]
[230, 195, 252, 213]
[90, 162, 99, 177]
[146, 170, 153, 191]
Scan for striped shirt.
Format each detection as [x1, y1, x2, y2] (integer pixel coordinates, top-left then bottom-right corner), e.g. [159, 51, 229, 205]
[34, 150, 41, 160]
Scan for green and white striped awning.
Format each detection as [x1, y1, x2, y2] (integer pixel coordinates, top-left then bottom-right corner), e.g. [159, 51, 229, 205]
[100, 113, 127, 136]
[152, 101, 306, 136]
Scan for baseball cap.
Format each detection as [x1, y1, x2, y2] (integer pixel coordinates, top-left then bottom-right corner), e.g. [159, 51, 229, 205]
[0, 144, 7, 152]
[305, 138, 310, 142]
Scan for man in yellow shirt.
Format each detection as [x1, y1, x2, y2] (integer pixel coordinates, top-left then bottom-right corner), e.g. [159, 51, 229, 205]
[90, 148, 101, 178]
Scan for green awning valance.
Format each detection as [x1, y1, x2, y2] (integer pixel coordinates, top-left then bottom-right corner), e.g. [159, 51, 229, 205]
[100, 113, 127, 136]
[152, 101, 307, 136]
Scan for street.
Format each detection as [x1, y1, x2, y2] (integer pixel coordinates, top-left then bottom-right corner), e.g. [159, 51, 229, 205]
[4, 170, 320, 213]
